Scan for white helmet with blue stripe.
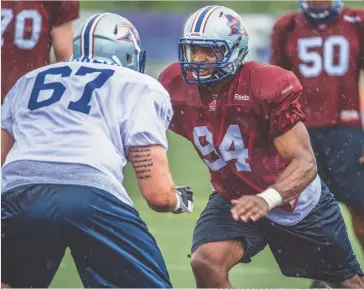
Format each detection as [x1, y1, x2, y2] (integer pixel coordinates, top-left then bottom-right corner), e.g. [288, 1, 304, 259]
[179, 6, 249, 84]
[73, 13, 146, 73]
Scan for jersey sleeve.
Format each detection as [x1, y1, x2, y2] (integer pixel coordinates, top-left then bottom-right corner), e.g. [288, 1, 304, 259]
[270, 15, 294, 70]
[266, 71, 305, 140]
[50, 1, 79, 28]
[157, 63, 182, 134]
[124, 89, 173, 151]
[1, 78, 23, 137]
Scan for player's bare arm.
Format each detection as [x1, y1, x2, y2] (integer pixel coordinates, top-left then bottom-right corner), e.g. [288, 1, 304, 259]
[272, 121, 317, 202]
[231, 122, 317, 222]
[1, 129, 14, 166]
[129, 145, 193, 213]
[51, 21, 74, 61]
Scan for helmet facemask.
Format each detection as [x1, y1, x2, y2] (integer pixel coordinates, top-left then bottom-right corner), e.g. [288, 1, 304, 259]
[300, 0, 343, 25]
[179, 37, 247, 85]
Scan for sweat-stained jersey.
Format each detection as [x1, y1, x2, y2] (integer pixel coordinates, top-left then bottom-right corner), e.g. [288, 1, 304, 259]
[159, 62, 321, 226]
[270, 8, 364, 128]
[1, 58, 173, 207]
[1, 1, 79, 101]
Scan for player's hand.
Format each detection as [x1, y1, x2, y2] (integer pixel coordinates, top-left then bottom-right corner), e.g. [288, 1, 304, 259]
[230, 195, 269, 222]
[172, 186, 194, 214]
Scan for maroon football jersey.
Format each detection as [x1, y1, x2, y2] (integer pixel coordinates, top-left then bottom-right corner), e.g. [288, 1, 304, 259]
[159, 62, 306, 211]
[271, 8, 364, 128]
[1, 1, 79, 102]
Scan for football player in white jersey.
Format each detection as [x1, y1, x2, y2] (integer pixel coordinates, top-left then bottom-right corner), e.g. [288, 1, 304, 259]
[1, 13, 193, 288]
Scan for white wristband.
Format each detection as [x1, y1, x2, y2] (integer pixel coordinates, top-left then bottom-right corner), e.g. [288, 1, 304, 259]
[173, 191, 181, 212]
[257, 188, 283, 210]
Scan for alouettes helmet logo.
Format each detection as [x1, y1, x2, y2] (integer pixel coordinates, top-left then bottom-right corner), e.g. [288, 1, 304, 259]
[224, 14, 247, 36]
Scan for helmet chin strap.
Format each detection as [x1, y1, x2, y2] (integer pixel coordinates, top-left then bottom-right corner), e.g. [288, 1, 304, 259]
[111, 55, 123, 66]
[192, 66, 235, 87]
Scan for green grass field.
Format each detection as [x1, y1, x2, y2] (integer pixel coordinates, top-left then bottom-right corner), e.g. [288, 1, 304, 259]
[51, 132, 364, 288]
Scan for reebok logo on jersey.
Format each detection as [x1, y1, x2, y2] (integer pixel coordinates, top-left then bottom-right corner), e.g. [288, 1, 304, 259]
[281, 85, 293, 94]
[234, 94, 249, 101]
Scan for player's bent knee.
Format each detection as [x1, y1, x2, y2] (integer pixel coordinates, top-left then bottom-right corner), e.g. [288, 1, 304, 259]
[191, 240, 243, 277]
[353, 221, 364, 239]
[190, 250, 228, 280]
[191, 248, 220, 270]
[329, 273, 364, 288]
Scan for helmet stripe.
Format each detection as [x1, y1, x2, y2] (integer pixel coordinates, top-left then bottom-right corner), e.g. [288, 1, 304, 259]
[90, 13, 109, 58]
[81, 13, 101, 59]
[79, 19, 88, 58]
[193, 6, 215, 32]
[201, 6, 219, 33]
[190, 7, 206, 32]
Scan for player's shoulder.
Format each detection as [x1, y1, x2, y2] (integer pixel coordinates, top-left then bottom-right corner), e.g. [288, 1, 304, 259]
[273, 11, 300, 30]
[115, 66, 169, 97]
[41, 1, 75, 11]
[158, 62, 184, 88]
[341, 7, 364, 23]
[21, 61, 68, 80]
[1, 1, 42, 9]
[239, 61, 298, 84]
[19, 62, 57, 82]
[23, 61, 168, 97]
[157, 62, 197, 104]
[237, 61, 301, 101]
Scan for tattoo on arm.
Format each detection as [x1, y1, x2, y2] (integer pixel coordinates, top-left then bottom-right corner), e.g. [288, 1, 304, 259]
[130, 147, 153, 180]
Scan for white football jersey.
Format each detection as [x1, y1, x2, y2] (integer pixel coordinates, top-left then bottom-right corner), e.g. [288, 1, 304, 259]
[1, 59, 173, 206]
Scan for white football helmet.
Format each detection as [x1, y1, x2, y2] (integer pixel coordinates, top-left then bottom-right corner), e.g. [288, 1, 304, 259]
[73, 13, 146, 72]
[179, 6, 249, 84]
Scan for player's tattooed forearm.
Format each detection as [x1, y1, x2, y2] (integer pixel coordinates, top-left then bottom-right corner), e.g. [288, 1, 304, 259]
[130, 147, 150, 153]
[133, 158, 151, 163]
[130, 147, 153, 179]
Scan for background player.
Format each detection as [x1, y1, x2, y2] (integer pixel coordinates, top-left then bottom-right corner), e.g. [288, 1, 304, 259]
[1, 13, 193, 288]
[159, 5, 363, 288]
[270, 0, 364, 259]
[1, 1, 79, 102]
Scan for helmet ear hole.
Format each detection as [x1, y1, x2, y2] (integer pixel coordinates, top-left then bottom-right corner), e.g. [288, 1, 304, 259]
[126, 54, 132, 65]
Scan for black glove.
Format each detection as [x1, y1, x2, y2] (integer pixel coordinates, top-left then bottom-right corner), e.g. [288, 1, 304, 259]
[172, 186, 194, 214]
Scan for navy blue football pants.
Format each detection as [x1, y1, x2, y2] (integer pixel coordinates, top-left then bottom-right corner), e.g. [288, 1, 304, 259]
[308, 127, 364, 206]
[1, 184, 172, 288]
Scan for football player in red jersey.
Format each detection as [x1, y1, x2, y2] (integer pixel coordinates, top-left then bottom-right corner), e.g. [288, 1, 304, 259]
[159, 5, 364, 288]
[1, 1, 79, 102]
[271, 0, 364, 263]
[271, 1, 364, 287]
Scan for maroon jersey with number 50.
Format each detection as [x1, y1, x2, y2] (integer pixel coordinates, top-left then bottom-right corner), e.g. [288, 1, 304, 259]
[1, 1, 79, 101]
[158, 61, 317, 215]
[270, 8, 364, 128]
